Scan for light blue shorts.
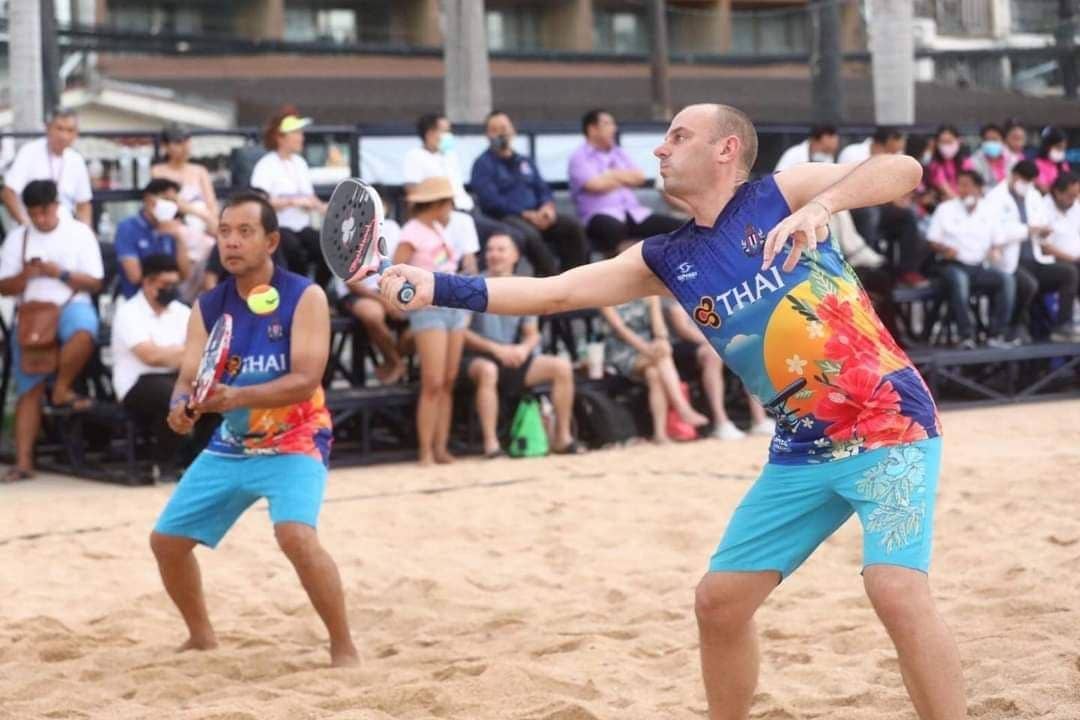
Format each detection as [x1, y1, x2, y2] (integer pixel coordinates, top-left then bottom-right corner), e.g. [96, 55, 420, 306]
[154, 452, 327, 548]
[709, 437, 942, 579]
[409, 306, 470, 333]
[11, 301, 99, 395]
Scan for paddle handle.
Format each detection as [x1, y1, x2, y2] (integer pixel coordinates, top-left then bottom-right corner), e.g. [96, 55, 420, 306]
[377, 259, 416, 305]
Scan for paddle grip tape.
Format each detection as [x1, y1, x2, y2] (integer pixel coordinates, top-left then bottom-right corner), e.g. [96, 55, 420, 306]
[432, 273, 488, 312]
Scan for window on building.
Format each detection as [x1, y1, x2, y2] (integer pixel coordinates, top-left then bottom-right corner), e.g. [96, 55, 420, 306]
[283, 2, 391, 45]
[485, 5, 542, 52]
[730, 6, 808, 56]
[106, 0, 235, 36]
[594, 9, 648, 55]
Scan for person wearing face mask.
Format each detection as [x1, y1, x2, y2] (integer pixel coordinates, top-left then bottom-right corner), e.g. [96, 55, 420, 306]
[114, 178, 191, 300]
[927, 170, 1015, 348]
[110, 254, 194, 482]
[1034, 126, 1072, 194]
[971, 124, 1008, 186]
[926, 125, 974, 201]
[773, 124, 839, 172]
[470, 110, 589, 277]
[982, 160, 1072, 342]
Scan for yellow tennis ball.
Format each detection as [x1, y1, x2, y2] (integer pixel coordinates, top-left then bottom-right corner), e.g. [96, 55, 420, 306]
[247, 284, 279, 316]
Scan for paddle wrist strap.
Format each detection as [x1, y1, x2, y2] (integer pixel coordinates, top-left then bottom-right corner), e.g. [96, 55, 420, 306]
[433, 273, 488, 312]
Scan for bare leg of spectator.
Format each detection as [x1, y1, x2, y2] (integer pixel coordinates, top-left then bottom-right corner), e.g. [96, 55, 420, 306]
[12, 383, 46, 476]
[697, 343, 731, 427]
[524, 355, 575, 450]
[353, 298, 404, 384]
[468, 357, 501, 456]
[640, 364, 670, 444]
[657, 356, 709, 427]
[149, 531, 218, 651]
[433, 329, 466, 464]
[51, 330, 94, 407]
[414, 329, 449, 466]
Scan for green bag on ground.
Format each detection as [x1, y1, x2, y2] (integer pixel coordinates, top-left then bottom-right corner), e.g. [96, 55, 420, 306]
[508, 395, 550, 458]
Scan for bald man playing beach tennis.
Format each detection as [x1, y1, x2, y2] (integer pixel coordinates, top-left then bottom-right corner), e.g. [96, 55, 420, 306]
[376, 104, 966, 719]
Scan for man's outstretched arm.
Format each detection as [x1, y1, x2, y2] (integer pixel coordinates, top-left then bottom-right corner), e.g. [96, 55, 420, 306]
[764, 155, 924, 271]
[378, 242, 667, 317]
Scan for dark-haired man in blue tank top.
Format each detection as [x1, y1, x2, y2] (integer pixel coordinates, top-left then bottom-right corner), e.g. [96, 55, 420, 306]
[379, 104, 965, 718]
[152, 191, 358, 667]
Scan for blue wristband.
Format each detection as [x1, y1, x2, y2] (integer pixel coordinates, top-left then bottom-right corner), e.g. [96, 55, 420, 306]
[432, 273, 488, 312]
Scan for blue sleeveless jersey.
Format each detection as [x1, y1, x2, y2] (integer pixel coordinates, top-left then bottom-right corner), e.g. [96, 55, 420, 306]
[641, 175, 940, 465]
[198, 265, 332, 465]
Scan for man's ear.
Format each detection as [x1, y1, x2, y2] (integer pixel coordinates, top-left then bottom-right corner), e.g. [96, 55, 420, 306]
[266, 230, 281, 255]
[716, 135, 741, 165]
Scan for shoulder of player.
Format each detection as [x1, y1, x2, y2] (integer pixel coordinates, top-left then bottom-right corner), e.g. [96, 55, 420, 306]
[291, 283, 329, 323]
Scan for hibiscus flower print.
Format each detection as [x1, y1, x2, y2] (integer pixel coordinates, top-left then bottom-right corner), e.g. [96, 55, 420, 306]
[815, 365, 902, 443]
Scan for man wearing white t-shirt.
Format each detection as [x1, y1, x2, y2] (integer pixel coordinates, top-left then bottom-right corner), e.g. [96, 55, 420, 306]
[773, 124, 839, 172]
[111, 254, 192, 481]
[2, 108, 93, 227]
[0, 180, 103, 482]
[404, 113, 522, 265]
[250, 114, 328, 284]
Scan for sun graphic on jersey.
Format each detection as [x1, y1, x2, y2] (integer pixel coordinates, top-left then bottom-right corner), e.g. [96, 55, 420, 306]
[761, 277, 908, 418]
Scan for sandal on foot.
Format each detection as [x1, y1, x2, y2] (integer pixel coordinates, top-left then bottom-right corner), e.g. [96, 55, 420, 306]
[2, 467, 34, 483]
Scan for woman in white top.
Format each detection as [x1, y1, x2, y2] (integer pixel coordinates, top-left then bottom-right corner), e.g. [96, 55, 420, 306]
[151, 123, 219, 236]
[250, 108, 328, 285]
[152, 123, 219, 299]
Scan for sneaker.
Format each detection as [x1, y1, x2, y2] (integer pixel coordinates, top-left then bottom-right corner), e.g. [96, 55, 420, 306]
[749, 419, 776, 437]
[898, 272, 930, 289]
[985, 335, 1015, 349]
[957, 337, 977, 350]
[711, 421, 746, 441]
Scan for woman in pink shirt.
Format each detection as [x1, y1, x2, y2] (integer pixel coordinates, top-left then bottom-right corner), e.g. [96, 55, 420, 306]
[926, 125, 973, 200]
[393, 176, 467, 465]
[1035, 126, 1071, 193]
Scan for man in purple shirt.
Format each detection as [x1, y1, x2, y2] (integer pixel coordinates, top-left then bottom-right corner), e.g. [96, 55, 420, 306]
[569, 109, 683, 255]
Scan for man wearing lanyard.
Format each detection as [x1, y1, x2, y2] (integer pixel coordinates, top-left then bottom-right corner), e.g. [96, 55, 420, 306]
[2, 108, 93, 228]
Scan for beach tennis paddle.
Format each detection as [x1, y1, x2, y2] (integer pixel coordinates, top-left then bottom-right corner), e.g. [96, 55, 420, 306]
[320, 178, 415, 304]
[185, 313, 233, 418]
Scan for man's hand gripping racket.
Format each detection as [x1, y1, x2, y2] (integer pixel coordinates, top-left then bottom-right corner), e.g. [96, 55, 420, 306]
[184, 313, 233, 419]
[320, 178, 415, 303]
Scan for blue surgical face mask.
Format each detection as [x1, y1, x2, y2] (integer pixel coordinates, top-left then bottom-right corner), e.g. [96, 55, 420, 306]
[982, 140, 1003, 158]
[438, 132, 456, 154]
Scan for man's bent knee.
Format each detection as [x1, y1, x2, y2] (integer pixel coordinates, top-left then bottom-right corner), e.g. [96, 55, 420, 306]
[864, 565, 930, 628]
[275, 522, 320, 562]
[150, 531, 196, 561]
[695, 573, 770, 633]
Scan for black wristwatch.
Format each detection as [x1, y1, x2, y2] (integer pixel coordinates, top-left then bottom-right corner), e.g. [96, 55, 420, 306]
[59, 270, 71, 284]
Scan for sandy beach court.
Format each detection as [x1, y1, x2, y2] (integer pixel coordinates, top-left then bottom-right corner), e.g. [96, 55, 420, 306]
[3, 400, 1079, 720]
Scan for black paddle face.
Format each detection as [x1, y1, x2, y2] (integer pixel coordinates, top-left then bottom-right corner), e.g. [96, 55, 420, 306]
[321, 178, 381, 281]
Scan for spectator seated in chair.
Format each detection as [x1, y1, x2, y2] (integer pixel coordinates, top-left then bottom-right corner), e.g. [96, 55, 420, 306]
[926, 170, 1016, 349]
[984, 160, 1078, 343]
[461, 233, 581, 458]
[470, 110, 589, 277]
[568, 108, 683, 257]
[601, 295, 708, 444]
[114, 178, 192, 300]
[0, 179, 103, 482]
[1035, 172, 1080, 337]
[663, 299, 774, 440]
[110, 254, 193, 482]
[334, 209, 411, 385]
